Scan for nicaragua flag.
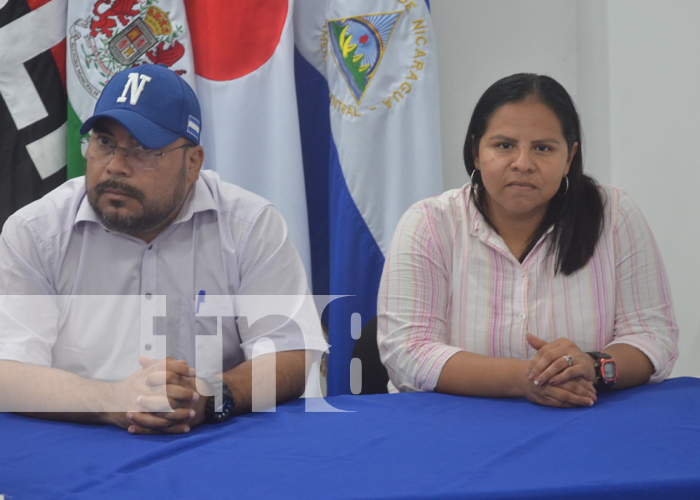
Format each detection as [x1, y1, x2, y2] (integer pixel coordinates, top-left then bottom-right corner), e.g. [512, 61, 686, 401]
[0, 0, 68, 230]
[66, 0, 196, 179]
[295, 0, 443, 395]
[184, 0, 313, 284]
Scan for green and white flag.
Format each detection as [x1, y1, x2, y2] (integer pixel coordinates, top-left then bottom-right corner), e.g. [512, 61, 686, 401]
[66, 0, 195, 178]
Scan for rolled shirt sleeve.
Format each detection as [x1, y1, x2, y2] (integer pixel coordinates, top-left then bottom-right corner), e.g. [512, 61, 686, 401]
[377, 201, 463, 392]
[608, 190, 678, 382]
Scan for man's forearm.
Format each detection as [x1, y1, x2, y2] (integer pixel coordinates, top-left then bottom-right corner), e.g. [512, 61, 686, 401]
[0, 360, 115, 424]
[220, 350, 308, 416]
[2, 350, 312, 428]
[2, 357, 199, 431]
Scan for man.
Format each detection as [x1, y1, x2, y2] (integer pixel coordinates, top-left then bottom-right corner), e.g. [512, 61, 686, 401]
[0, 64, 326, 434]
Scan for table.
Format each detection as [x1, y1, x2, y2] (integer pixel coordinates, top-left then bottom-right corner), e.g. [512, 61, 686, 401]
[1, 377, 699, 499]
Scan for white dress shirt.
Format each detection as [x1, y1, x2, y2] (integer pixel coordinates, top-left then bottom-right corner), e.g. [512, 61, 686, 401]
[0, 170, 326, 382]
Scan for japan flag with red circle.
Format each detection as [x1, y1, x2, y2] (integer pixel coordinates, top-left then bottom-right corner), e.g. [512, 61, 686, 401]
[184, 0, 312, 284]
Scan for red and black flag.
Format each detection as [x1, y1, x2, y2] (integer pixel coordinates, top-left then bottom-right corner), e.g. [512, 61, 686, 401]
[0, 0, 68, 230]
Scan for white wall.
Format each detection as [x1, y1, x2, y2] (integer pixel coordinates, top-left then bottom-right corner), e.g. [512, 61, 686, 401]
[607, 0, 700, 377]
[431, 0, 579, 191]
[431, 0, 700, 377]
[576, 0, 610, 185]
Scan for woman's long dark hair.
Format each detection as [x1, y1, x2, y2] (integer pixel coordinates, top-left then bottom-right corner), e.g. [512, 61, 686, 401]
[463, 73, 604, 275]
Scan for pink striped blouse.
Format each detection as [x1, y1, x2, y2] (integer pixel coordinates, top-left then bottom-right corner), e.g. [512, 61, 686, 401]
[377, 184, 679, 392]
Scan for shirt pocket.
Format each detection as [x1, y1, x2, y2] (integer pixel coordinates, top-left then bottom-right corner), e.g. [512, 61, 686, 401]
[178, 295, 244, 376]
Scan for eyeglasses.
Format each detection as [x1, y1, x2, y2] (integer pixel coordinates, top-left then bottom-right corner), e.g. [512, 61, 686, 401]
[81, 136, 191, 171]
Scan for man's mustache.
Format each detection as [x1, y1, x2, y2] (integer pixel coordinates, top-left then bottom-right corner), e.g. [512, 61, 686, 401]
[94, 180, 145, 203]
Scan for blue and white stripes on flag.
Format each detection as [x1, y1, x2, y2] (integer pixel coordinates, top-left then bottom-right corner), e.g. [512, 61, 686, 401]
[295, 0, 443, 396]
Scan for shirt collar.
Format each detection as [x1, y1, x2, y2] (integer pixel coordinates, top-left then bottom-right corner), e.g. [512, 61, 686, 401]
[74, 175, 217, 229]
[75, 189, 100, 226]
[171, 175, 217, 225]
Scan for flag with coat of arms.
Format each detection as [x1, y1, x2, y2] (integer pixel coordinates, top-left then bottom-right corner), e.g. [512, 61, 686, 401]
[294, 0, 444, 395]
[65, 0, 196, 179]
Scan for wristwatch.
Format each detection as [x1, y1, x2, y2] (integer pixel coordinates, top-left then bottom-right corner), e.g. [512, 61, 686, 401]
[587, 352, 618, 391]
[205, 381, 236, 424]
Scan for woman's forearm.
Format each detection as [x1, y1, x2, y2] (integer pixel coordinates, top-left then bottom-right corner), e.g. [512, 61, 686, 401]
[435, 351, 529, 398]
[435, 350, 597, 408]
[602, 344, 654, 390]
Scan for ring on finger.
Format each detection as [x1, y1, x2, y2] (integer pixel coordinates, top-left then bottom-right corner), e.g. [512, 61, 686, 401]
[563, 355, 573, 367]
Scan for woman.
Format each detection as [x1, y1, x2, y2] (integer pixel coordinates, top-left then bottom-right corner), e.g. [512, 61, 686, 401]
[377, 73, 678, 408]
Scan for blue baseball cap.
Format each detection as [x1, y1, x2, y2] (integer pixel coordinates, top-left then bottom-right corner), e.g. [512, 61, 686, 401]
[80, 64, 201, 149]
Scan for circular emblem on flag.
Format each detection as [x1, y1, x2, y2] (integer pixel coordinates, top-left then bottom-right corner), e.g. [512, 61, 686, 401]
[185, 0, 289, 81]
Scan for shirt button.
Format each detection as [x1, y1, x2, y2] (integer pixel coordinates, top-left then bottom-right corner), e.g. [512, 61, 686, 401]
[519, 313, 526, 321]
[148, 244, 153, 250]
[145, 293, 152, 299]
[144, 344, 152, 351]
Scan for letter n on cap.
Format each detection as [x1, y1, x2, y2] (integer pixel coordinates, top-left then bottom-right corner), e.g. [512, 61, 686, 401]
[117, 73, 153, 105]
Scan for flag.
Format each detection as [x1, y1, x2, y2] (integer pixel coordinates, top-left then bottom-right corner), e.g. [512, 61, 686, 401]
[0, 0, 68, 230]
[66, 0, 196, 179]
[295, 0, 444, 395]
[183, 0, 313, 284]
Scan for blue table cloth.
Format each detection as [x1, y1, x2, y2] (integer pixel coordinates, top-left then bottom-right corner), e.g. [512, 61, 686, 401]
[1, 377, 699, 499]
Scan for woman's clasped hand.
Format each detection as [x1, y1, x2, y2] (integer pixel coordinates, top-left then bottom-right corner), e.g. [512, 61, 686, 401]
[524, 334, 597, 408]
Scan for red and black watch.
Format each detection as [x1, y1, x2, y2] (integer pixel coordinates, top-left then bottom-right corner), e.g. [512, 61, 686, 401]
[587, 352, 618, 391]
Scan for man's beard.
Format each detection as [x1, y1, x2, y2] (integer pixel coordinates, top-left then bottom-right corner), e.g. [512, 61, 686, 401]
[87, 168, 187, 236]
